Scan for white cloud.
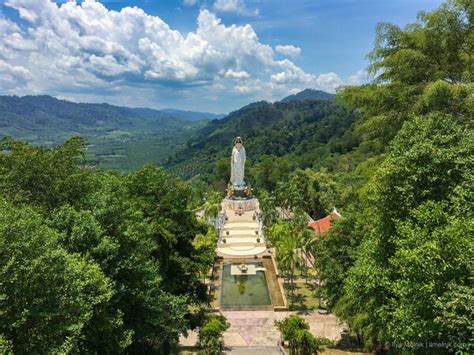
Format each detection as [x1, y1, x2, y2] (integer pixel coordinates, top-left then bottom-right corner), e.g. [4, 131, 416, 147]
[213, 0, 259, 16]
[275, 44, 301, 57]
[234, 85, 257, 93]
[0, 0, 345, 109]
[271, 59, 313, 83]
[225, 69, 250, 79]
[315, 72, 343, 92]
[271, 60, 343, 93]
[0, 59, 32, 91]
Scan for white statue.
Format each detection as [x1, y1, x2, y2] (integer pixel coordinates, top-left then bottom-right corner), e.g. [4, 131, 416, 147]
[230, 136, 246, 188]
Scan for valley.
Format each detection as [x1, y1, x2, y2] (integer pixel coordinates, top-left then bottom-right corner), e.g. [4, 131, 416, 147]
[0, 95, 217, 171]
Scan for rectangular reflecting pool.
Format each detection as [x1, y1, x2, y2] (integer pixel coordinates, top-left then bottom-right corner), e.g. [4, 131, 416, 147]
[220, 261, 272, 310]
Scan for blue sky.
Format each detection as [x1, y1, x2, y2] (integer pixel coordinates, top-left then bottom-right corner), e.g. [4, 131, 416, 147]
[0, 0, 444, 112]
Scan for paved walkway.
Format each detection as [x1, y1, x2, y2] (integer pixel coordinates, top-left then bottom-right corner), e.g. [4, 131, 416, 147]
[179, 310, 345, 348]
[222, 346, 281, 354]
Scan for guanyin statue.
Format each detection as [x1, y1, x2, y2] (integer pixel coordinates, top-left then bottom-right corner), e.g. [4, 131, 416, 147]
[230, 136, 246, 189]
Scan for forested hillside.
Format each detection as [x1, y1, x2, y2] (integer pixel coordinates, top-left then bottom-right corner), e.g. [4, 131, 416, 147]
[0, 95, 214, 171]
[167, 99, 359, 189]
[281, 89, 335, 102]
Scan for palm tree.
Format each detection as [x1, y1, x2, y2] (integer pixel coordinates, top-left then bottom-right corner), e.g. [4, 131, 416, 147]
[290, 208, 316, 283]
[259, 190, 278, 227]
[277, 235, 301, 304]
[301, 229, 318, 283]
[267, 220, 291, 246]
[201, 192, 222, 228]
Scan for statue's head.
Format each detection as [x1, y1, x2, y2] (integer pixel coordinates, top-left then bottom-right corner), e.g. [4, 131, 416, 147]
[234, 136, 243, 149]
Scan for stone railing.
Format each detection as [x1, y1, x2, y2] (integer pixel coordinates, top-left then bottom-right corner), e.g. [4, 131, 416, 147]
[216, 212, 226, 243]
[253, 210, 266, 242]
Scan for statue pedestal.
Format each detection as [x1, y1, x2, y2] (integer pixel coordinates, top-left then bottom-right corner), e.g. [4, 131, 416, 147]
[224, 196, 257, 212]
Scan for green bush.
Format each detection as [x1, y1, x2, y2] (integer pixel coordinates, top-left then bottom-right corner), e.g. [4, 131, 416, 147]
[198, 314, 230, 354]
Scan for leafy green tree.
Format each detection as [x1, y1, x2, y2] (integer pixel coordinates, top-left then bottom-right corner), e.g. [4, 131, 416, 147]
[290, 208, 316, 283]
[314, 208, 364, 309]
[267, 219, 291, 246]
[253, 155, 292, 191]
[275, 315, 309, 354]
[0, 140, 212, 353]
[295, 329, 332, 355]
[287, 169, 339, 219]
[198, 314, 230, 354]
[275, 180, 304, 214]
[258, 189, 279, 228]
[201, 191, 223, 227]
[193, 228, 217, 282]
[0, 199, 130, 353]
[0, 137, 95, 210]
[0, 334, 13, 354]
[126, 165, 207, 299]
[213, 157, 230, 183]
[339, 0, 473, 149]
[335, 114, 473, 351]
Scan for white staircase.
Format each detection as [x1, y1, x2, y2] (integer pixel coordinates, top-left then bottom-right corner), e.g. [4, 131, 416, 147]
[217, 201, 267, 257]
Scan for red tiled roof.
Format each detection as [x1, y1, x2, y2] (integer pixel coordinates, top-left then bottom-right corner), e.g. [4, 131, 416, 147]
[309, 210, 341, 233]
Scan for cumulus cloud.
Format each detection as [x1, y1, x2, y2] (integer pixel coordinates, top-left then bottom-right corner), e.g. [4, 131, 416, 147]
[213, 0, 259, 16]
[315, 72, 343, 92]
[0, 0, 344, 109]
[225, 69, 250, 79]
[271, 60, 342, 93]
[275, 44, 301, 57]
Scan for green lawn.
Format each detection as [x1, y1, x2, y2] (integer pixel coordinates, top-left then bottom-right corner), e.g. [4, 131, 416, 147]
[283, 279, 326, 311]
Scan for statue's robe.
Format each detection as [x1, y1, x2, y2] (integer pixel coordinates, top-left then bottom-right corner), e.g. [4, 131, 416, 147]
[230, 146, 246, 187]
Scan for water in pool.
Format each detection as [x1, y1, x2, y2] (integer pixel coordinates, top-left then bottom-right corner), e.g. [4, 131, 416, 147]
[220, 261, 272, 310]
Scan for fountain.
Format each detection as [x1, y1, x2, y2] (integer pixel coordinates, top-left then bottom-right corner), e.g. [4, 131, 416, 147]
[221, 261, 272, 310]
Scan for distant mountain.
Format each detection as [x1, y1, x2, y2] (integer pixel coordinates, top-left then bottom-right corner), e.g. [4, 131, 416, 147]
[158, 108, 224, 121]
[281, 89, 335, 102]
[0, 95, 209, 171]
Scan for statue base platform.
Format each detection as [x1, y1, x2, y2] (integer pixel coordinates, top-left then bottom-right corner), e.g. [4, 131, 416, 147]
[223, 196, 257, 212]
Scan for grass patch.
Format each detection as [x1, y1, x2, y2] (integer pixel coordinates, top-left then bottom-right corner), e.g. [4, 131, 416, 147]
[283, 280, 326, 311]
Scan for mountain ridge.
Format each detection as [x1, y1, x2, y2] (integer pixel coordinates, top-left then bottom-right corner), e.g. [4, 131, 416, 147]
[0, 94, 224, 124]
[281, 89, 335, 102]
[167, 97, 358, 182]
[0, 94, 210, 171]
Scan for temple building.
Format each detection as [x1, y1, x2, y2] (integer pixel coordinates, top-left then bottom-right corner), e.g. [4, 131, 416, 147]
[308, 208, 341, 233]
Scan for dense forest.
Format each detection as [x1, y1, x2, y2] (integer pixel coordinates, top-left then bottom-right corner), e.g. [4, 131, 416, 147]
[0, 0, 472, 353]
[321, 0, 473, 350]
[0, 137, 216, 353]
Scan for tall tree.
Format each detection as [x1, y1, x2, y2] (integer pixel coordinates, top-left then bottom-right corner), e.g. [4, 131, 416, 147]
[335, 114, 473, 351]
[338, 0, 473, 149]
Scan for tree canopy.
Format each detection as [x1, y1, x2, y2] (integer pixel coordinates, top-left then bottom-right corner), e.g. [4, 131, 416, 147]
[0, 138, 212, 353]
